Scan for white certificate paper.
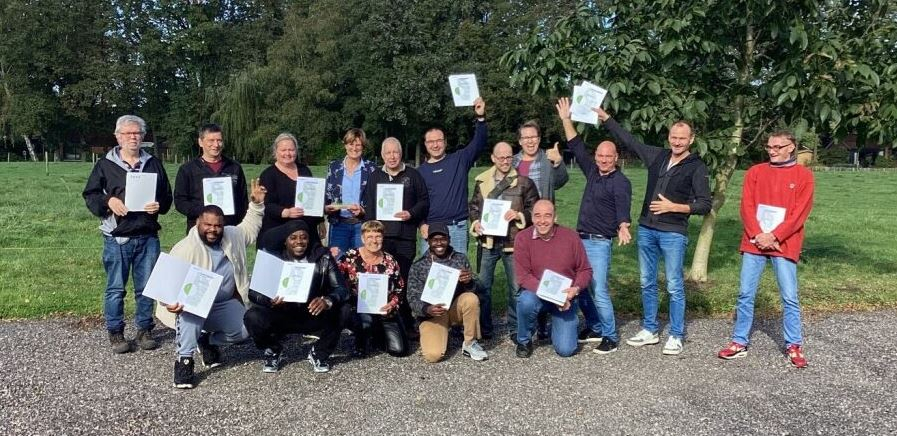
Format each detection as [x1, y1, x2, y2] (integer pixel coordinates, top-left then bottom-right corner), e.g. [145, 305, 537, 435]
[448, 74, 480, 107]
[295, 177, 325, 217]
[203, 176, 235, 215]
[249, 250, 315, 303]
[144, 253, 223, 318]
[571, 81, 608, 125]
[536, 269, 572, 306]
[481, 199, 513, 237]
[124, 172, 157, 211]
[756, 204, 787, 233]
[421, 262, 461, 308]
[376, 183, 404, 221]
[357, 273, 389, 314]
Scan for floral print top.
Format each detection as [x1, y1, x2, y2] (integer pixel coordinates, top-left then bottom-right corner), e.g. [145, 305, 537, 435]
[337, 248, 404, 311]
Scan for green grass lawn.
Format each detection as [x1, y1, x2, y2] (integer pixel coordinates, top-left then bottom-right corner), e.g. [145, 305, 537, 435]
[1, 161, 895, 320]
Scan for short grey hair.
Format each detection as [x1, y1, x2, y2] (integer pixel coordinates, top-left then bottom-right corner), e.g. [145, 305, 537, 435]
[381, 137, 402, 153]
[272, 132, 299, 158]
[115, 115, 146, 134]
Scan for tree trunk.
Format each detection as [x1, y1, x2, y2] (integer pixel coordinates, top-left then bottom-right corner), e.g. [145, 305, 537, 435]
[23, 135, 37, 162]
[688, 19, 755, 282]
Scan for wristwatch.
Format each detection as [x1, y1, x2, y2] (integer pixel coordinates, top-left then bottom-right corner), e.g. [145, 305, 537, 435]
[322, 296, 334, 309]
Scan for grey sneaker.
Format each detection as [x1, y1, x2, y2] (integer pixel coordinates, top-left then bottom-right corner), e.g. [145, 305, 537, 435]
[135, 329, 158, 351]
[626, 329, 660, 347]
[662, 336, 683, 355]
[307, 348, 330, 373]
[462, 340, 488, 361]
[263, 349, 282, 373]
[109, 331, 132, 354]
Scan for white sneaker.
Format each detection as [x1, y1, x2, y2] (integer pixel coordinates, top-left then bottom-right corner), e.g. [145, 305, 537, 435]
[626, 329, 660, 347]
[462, 340, 488, 361]
[662, 336, 683, 355]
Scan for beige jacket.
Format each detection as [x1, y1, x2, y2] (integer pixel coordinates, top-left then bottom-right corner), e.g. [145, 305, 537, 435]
[154, 201, 264, 329]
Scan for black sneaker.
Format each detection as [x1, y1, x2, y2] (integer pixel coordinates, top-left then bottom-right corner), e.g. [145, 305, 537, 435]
[198, 333, 222, 368]
[515, 341, 534, 358]
[173, 356, 195, 389]
[307, 347, 330, 373]
[593, 338, 619, 355]
[135, 329, 158, 351]
[263, 348, 282, 373]
[109, 331, 132, 354]
[578, 328, 602, 344]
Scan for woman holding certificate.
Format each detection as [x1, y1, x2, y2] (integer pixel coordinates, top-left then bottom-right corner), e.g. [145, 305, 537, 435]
[336, 221, 409, 358]
[258, 133, 325, 248]
[324, 128, 376, 257]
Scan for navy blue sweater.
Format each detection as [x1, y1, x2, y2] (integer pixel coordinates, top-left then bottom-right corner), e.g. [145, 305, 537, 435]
[567, 136, 632, 237]
[419, 121, 487, 223]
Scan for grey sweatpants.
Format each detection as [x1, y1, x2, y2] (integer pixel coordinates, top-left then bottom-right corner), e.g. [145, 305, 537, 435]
[176, 298, 248, 358]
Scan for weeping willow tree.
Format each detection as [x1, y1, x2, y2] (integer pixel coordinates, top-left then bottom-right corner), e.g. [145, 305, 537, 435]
[209, 68, 269, 164]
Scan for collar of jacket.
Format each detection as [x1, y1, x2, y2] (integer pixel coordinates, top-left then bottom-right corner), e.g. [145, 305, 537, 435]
[474, 165, 519, 191]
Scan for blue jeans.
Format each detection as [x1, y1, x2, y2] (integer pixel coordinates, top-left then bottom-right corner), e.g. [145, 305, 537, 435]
[516, 290, 579, 357]
[732, 253, 803, 347]
[581, 238, 618, 342]
[477, 244, 516, 336]
[329, 221, 362, 256]
[176, 298, 248, 358]
[637, 225, 688, 338]
[419, 221, 469, 257]
[102, 235, 160, 332]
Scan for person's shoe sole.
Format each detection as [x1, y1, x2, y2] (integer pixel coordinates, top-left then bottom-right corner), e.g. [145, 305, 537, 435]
[593, 346, 618, 355]
[662, 347, 683, 355]
[462, 350, 488, 361]
[718, 350, 747, 360]
[262, 366, 279, 373]
[202, 360, 223, 369]
[578, 337, 603, 344]
[173, 382, 194, 389]
[626, 337, 660, 347]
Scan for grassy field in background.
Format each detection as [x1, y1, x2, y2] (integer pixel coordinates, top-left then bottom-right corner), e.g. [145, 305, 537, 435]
[1, 161, 896, 320]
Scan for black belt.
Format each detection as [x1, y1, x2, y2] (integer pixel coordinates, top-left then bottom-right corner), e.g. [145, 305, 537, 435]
[579, 232, 608, 241]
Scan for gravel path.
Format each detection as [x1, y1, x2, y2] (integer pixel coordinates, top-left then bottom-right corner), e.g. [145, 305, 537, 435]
[2, 311, 895, 435]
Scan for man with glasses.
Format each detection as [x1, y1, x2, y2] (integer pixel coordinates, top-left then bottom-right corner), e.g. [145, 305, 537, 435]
[469, 142, 538, 340]
[718, 130, 814, 368]
[595, 107, 711, 356]
[83, 115, 173, 354]
[418, 98, 487, 257]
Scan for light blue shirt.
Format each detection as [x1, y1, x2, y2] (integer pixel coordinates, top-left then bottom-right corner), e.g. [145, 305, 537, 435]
[340, 159, 363, 219]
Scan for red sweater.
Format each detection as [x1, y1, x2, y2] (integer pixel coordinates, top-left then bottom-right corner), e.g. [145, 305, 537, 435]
[513, 225, 592, 292]
[739, 163, 814, 263]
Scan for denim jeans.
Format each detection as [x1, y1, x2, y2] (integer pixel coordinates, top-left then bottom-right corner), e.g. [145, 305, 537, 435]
[419, 221, 469, 258]
[516, 290, 579, 357]
[176, 298, 248, 358]
[329, 221, 363, 257]
[102, 234, 160, 333]
[581, 238, 618, 342]
[637, 225, 688, 338]
[732, 252, 803, 347]
[476, 244, 517, 336]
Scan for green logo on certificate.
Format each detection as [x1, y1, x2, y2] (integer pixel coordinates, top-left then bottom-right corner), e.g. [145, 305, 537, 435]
[183, 283, 193, 295]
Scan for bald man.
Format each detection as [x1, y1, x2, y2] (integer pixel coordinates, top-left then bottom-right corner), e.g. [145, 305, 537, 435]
[469, 142, 539, 340]
[557, 99, 633, 355]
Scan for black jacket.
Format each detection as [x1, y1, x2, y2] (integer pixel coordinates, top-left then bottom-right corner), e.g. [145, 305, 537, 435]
[603, 118, 711, 235]
[82, 147, 173, 237]
[248, 221, 349, 309]
[173, 156, 248, 232]
[362, 165, 429, 241]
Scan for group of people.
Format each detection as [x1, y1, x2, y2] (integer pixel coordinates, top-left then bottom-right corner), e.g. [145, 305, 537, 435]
[82, 96, 814, 389]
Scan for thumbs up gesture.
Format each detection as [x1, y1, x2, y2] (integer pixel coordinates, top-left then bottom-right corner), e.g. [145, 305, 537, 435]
[547, 142, 563, 167]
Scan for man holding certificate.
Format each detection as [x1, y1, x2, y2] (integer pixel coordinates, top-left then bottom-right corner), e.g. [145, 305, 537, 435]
[173, 123, 249, 233]
[556, 98, 633, 355]
[717, 131, 814, 368]
[406, 223, 487, 363]
[161, 179, 264, 388]
[469, 142, 538, 340]
[243, 220, 349, 374]
[513, 200, 592, 358]
[83, 115, 173, 354]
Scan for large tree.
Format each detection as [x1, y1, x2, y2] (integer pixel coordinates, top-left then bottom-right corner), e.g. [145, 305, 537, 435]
[502, 0, 897, 281]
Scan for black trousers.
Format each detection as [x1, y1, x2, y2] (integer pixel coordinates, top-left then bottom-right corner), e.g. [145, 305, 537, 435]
[340, 301, 410, 357]
[244, 302, 341, 360]
[382, 237, 418, 333]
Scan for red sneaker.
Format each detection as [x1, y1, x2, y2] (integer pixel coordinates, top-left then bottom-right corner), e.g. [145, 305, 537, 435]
[718, 342, 748, 360]
[787, 344, 808, 368]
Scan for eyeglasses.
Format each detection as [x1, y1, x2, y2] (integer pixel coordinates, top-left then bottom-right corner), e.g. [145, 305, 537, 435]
[493, 156, 513, 161]
[425, 139, 445, 146]
[519, 136, 539, 141]
[764, 143, 793, 151]
[117, 131, 143, 137]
